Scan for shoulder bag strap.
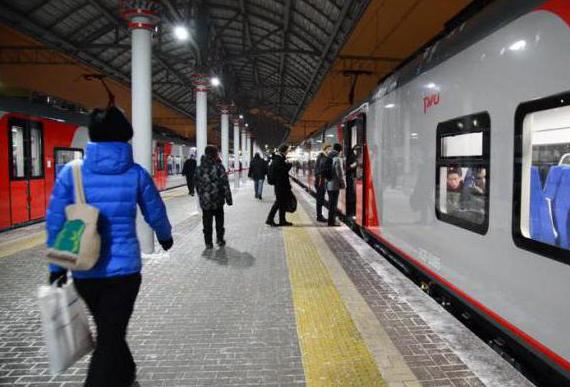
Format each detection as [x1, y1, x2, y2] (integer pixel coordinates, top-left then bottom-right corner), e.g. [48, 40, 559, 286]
[71, 160, 86, 205]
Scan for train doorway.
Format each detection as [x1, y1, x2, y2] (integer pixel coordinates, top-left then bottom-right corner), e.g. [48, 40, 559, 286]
[343, 114, 366, 226]
[6, 118, 46, 227]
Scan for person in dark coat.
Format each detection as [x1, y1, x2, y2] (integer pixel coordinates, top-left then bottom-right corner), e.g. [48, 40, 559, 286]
[266, 144, 293, 227]
[46, 106, 173, 387]
[248, 152, 268, 200]
[195, 145, 233, 249]
[314, 143, 332, 222]
[181, 153, 197, 195]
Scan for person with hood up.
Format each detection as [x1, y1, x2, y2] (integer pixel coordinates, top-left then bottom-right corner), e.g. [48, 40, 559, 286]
[46, 106, 173, 387]
[182, 152, 197, 195]
[265, 144, 293, 227]
[326, 143, 346, 226]
[314, 143, 332, 222]
[194, 145, 233, 249]
[248, 152, 268, 200]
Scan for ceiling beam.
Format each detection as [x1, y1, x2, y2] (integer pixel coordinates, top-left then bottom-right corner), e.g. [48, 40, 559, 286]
[278, 0, 293, 117]
[291, 1, 358, 123]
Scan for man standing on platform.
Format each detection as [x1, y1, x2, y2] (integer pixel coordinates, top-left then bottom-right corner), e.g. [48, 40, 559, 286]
[249, 152, 268, 200]
[182, 152, 197, 196]
[266, 144, 293, 227]
[326, 143, 345, 226]
[314, 143, 331, 222]
[195, 146, 233, 249]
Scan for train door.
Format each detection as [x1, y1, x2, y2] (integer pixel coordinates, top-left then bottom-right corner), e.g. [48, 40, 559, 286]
[343, 115, 366, 225]
[7, 118, 46, 226]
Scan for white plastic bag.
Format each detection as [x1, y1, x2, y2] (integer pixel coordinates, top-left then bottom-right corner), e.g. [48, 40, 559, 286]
[37, 279, 94, 375]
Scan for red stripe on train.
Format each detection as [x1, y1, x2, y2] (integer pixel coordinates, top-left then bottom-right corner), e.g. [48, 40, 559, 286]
[537, 0, 570, 27]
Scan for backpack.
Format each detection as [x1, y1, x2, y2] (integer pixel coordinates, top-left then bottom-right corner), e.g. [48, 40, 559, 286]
[47, 160, 101, 271]
[321, 156, 334, 180]
[267, 160, 276, 185]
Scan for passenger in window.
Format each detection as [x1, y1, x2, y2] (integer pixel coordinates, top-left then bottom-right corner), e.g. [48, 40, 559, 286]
[446, 167, 463, 214]
[462, 167, 487, 223]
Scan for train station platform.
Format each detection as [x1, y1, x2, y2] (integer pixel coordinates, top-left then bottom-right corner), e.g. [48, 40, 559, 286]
[0, 179, 532, 387]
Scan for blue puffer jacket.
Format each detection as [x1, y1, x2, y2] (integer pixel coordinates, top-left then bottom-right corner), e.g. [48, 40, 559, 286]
[46, 142, 172, 279]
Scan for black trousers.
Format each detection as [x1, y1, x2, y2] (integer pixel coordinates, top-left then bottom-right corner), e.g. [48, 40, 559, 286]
[186, 177, 195, 195]
[267, 187, 288, 224]
[74, 273, 141, 387]
[315, 181, 326, 219]
[203, 207, 224, 244]
[327, 190, 340, 225]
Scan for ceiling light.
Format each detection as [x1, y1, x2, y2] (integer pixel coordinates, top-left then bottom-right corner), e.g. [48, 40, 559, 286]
[384, 103, 395, 108]
[426, 83, 437, 89]
[239, 114, 244, 119]
[174, 26, 189, 41]
[210, 77, 220, 87]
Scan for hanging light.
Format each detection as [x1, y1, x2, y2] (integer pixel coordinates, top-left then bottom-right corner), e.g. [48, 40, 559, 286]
[174, 25, 189, 41]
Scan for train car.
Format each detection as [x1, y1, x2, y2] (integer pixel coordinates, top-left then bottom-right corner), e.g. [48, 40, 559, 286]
[0, 96, 191, 231]
[292, 0, 570, 384]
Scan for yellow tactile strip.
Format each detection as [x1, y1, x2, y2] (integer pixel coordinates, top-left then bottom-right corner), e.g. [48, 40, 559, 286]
[0, 231, 45, 259]
[283, 211, 385, 387]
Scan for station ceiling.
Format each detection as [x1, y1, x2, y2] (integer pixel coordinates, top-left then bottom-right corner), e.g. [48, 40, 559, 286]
[0, 0, 476, 146]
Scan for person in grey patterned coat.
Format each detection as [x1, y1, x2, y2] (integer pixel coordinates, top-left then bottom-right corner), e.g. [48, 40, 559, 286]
[195, 145, 233, 248]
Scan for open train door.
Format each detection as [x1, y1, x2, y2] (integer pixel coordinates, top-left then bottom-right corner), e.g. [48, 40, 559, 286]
[6, 117, 46, 227]
[343, 113, 366, 226]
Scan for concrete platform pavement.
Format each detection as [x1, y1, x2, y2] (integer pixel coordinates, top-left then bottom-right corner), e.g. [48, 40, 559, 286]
[0, 178, 532, 386]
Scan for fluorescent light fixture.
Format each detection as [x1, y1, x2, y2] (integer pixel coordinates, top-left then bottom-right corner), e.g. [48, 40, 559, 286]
[384, 103, 395, 108]
[326, 134, 334, 138]
[426, 83, 437, 89]
[210, 77, 220, 87]
[411, 132, 418, 137]
[509, 40, 526, 51]
[174, 26, 189, 41]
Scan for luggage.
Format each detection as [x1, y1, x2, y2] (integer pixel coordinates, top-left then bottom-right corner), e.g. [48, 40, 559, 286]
[37, 279, 94, 375]
[47, 160, 101, 271]
[286, 191, 297, 213]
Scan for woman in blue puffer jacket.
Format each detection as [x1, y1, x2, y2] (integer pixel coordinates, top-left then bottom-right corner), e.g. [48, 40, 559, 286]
[46, 107, 173, 387]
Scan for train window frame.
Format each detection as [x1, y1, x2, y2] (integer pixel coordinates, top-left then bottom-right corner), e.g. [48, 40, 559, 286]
[7, 118, 45, 181]
[512, 91, 570, 265]
[435, 112, 491, 235]
[53, 147, 84, 179]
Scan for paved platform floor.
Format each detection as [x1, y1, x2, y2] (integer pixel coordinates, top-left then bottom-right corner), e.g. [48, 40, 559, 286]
[0, 178, 533, 386]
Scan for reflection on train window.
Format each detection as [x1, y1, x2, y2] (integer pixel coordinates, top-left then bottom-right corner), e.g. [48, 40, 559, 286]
[436, 112, 490, 234]
[54, 148, 83, 178]
[10, 125, 25, 179]
[518, 102, 570, 254]
[30, 125, 43, 178]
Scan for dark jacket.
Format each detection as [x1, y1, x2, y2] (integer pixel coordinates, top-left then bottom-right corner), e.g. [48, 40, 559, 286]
[314, 151, 329, 186]
[46, 142, 172, 279]
[326, 150, 346, 191]
[270, 153, 292, 192]
[182, 158, 197, 178]
[249, 156, 268, 180]
[195, 155, 232, 210]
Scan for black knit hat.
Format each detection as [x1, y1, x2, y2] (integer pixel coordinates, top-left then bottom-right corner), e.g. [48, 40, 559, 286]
[278, 143, 290, 154]
[88, 107, 133, 142]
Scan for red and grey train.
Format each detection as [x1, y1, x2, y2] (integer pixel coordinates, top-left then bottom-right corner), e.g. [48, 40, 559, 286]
[0, 96, 191, 232]
[291, 0, 570, 384]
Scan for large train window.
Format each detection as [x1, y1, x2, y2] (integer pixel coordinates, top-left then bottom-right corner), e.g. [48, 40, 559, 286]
[435, 112, 490, 234]
[8, 119, 44, 180]
[513, 92, 570, 263]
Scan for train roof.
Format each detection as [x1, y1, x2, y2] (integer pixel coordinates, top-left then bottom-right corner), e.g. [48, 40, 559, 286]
[301, 0, 546, 141]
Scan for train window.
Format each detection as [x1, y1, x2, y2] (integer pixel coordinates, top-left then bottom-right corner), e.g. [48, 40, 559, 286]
[513, 92, 570, 263]
[435, 112, 490, 234]
[54, 148, 83, 178]
[10, 124, 25, 179]
[30, 124, 43, 178]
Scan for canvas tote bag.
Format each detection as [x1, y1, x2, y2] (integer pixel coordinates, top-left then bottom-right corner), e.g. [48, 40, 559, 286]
[37, 279, 94, 374]
[47, 160, 101, 270]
